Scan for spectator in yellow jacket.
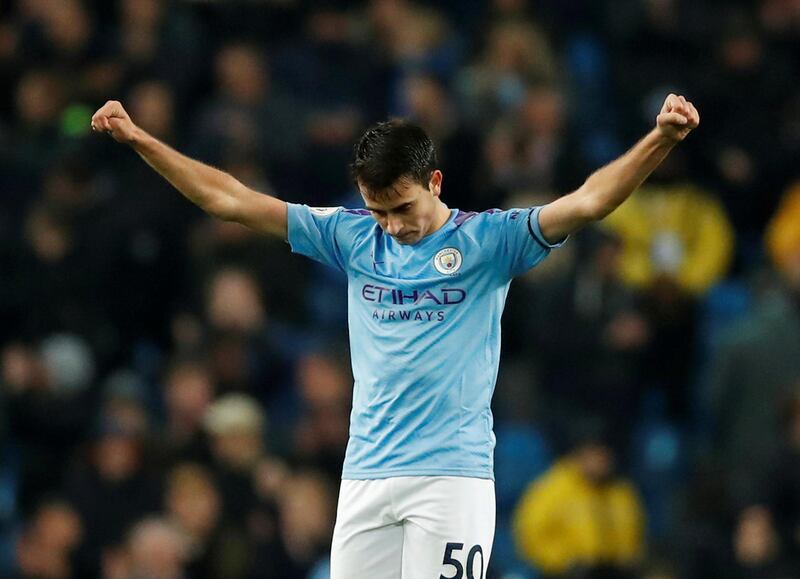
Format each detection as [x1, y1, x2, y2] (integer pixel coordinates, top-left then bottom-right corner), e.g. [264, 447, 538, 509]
[765, 181, 800, 287]
[601, 182, 734, 296]
[512, 431, 645, 578]
[598, 172, 735, 421]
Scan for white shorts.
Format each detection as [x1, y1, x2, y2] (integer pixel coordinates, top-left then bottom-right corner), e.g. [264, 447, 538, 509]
[330, 476, 495, 579]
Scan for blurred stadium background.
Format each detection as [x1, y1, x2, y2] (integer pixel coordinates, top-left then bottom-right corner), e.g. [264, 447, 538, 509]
[1, 0, 799, 578]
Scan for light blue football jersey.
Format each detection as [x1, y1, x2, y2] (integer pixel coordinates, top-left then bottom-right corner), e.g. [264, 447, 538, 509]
[287, 203, 565, 480]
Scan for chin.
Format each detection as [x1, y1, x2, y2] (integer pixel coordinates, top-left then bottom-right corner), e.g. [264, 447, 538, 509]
[396, 234, 418, 245]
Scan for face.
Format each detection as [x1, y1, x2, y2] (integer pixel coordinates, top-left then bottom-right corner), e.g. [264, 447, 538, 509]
[166, 365, 213, 425]
[36, 504, 83, 551]
[359, 171, 443, 245]
[95, 436, 141, 481]
[279, 474, 334, 544]
[576, 443, 615, 483]
[735, 506, 776, 564]
[168, 478, 220, 535]
[212, 431, 262, 471]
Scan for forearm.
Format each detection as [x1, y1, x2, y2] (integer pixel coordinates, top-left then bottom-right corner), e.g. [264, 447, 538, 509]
[580, 128, 676, 219]
[538, 129, 677, 242]
[129, 127, 249, 221]
[538, 93, 698, 244]
[93, 100, 287, 236]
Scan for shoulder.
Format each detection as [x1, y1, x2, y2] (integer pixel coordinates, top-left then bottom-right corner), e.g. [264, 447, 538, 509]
[340, 207, 374, 220]
[293, 205, 374, 227]
[287, 204, 377, 246]
[716, 291, 786, 348]
[531, 459, 575, 491]
[338, 207, 378, 236]
[453, 208, 532, 229]
[611, 479, 643, 503]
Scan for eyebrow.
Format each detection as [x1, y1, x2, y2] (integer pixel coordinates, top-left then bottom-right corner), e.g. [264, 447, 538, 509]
[364, 200, 413, 212]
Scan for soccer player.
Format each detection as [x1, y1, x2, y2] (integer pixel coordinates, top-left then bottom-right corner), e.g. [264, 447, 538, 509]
[91, 93, 699, 579]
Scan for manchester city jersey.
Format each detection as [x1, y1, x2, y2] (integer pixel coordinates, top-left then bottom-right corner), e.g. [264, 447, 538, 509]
[287, 203, 565, 480]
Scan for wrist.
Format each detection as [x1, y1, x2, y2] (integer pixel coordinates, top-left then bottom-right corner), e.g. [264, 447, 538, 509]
[129, 125, 151, 149]
[652, 126, 681, 147]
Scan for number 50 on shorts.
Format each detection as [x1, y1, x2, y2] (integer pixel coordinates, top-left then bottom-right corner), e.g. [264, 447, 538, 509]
[440, 542, 484, 579]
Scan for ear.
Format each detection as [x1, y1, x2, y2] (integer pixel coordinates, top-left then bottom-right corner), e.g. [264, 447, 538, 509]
[429, 170, 443, 198]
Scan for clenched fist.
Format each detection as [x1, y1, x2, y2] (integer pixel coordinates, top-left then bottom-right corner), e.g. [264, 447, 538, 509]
[91, 100, 138, 144]
[656, 93, 700, 142]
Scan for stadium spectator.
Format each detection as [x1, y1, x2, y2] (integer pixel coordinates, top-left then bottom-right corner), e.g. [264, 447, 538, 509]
[183, 160, 310, 329]
[113, 0, 204, 100]
[100, 372, 150, 439]
[519, 227, 649, 453]
[512, 425, 645, 578]
[483, 82, 586, 200]
[400, 72, 485, 209]
[261, 470, 336, 579]
[203, 394, 267, 530]
[201, 267, 296, 413]
[292, 351, 352, 479]
[696, 15, 795, 238]
[672, 462, 733, 579]
[710, 183, 800, 501]
[726, 505, 799, 579]
[6, 68, 69, 185]
[2, 339, 93, 514]
[14, 499, 84, 579]
[272, 4, 377, 202]
[601, 158, 735, 419]
[157, 358, 215, 468]
[365, 0, 464, 92]
[752, 392, 800, 564]
[126, 81, 175, 144]
[63, 416, 162, 578]
[164, 462, 250, 579]
[28, 0, 95, 76]
[765, 182, 800, 292]
[457, 18, 558, 129]
[190, 42, 303, 189]
[205, 267, 267, 338]
[122, 517, 190, 579]
[600, 166, 734, 296]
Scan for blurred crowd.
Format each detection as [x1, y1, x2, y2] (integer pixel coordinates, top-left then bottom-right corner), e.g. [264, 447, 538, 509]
[0, 0, 799, 578]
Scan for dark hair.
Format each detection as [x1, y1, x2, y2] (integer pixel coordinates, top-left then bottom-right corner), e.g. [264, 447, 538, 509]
[350, 119, 437, 198]
[567, 415, 613, 451]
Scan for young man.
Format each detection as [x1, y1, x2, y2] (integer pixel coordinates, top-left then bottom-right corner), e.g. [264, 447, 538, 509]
[91, 93, 699, 579]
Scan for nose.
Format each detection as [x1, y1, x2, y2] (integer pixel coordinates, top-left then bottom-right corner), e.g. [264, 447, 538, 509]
[386, 215, 403, 236]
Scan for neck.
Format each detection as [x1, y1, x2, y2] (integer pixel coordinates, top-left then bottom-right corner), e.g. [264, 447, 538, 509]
[427, 201, 451, 237]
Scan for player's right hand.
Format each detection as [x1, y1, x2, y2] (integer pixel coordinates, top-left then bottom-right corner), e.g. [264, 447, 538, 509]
[91, 100, 137, 144]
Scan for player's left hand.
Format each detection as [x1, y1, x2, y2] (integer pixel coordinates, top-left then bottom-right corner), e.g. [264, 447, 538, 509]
[656, 93, 700, 142]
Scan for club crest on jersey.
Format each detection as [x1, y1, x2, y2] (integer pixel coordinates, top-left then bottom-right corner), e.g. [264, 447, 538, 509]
[310, 207, 341, 216]
[433, 247, 463, 275]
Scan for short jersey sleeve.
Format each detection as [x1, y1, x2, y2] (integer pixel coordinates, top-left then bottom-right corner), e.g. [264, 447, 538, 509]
[286, 203, 365, 272]
[490, 206, 567, 279]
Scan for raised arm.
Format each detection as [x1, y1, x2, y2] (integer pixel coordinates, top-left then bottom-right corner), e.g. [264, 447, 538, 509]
[91, 100, 288, 238]
[538, 93, 700, 243]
